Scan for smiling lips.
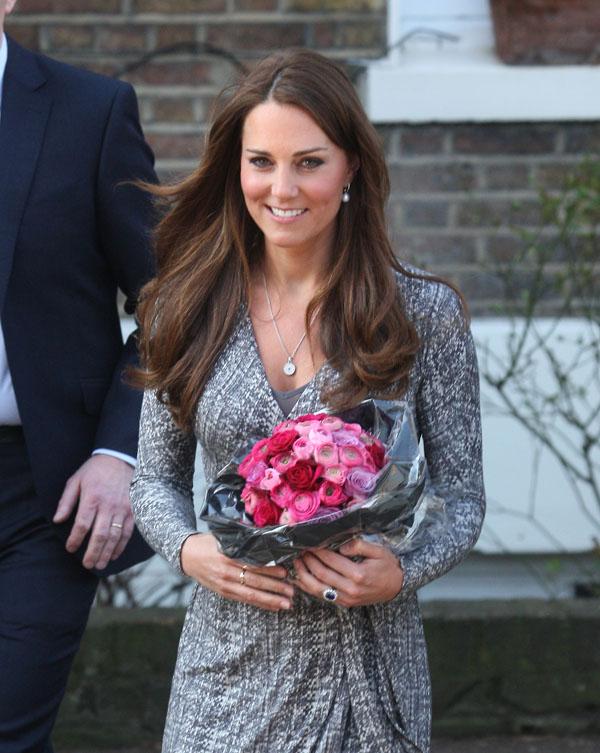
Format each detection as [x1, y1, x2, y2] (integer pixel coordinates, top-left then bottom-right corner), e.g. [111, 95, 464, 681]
[269, 206, 307, 219]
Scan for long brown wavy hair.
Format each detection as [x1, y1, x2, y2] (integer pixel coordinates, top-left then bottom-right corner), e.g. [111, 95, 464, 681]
[134, 48, 463, 430]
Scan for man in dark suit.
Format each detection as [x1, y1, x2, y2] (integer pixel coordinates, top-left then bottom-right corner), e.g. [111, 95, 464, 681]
[0, 2, 156, 750]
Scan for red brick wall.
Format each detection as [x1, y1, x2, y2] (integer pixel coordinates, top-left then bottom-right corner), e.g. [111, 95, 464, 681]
[7, 1, 598, 314]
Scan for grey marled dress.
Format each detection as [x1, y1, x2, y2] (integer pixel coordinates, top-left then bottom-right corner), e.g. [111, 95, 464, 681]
[130, 272, 485, 753]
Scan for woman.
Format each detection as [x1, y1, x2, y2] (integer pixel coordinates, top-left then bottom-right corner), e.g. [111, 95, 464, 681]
[130, 48, 485, 753]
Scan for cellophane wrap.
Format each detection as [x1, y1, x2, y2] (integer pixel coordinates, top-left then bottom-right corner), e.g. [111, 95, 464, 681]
[200, 399, 446, 566]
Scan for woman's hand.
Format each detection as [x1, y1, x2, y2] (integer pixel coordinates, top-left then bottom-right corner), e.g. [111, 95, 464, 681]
[294, 537, 404, 607]
[180, 533, 294, 612]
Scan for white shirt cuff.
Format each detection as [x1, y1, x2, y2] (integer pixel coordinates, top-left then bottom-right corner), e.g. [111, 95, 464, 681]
[92, 448, 137, 468]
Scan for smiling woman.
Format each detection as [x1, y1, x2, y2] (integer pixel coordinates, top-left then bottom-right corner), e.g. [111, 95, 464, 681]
[130, 48, 485, 753]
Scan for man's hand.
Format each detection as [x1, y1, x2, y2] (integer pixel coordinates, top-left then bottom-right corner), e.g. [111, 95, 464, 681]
[53, 454, 135, 570]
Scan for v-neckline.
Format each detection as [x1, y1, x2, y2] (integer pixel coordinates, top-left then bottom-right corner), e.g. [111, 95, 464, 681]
[242, 311, 329, 420]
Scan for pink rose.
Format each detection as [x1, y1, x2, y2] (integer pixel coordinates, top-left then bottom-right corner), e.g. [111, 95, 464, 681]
[238, 452, 256, 479]
[259, 467, 282, 491]
[339, 445, 364, 467]
[323, 465, 347, 485]
[253, 498, 281, 527]
[321, 416, 343, 431]
[267, 429, 299, 455]
[343, 422, 363, 436]
[292, 437, 314, 461]
[288, 491, 320, 522]
[270, 451, 298, 474]
[270, 481, 294, 509]
[242, 487, 268, 515]
[318, 481, 348, 507]
[295, 420, 321, 437]
[250, 437, 271, 461]
[272, 419, 298, 433]
[246, 460, 268, 487]
[308, 427, 333, 447]
[297, 413, 328, 422]
[314, 442, 339, 467]
[344, 468, 377, 498]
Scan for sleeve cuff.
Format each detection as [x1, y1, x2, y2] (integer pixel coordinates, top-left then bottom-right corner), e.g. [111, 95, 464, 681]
[92, 448, 137, 467]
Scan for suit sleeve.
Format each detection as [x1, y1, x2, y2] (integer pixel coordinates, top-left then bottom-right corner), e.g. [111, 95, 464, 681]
[395, 286, 486, 597]
[92, 81, 157, 457]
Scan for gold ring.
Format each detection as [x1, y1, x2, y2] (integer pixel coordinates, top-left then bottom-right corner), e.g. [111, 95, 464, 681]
[110, 522, 123, 529]
[239, 565, 248, 586]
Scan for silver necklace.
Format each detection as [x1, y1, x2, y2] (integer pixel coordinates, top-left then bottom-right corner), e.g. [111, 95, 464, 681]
[262, 271, 314, 377]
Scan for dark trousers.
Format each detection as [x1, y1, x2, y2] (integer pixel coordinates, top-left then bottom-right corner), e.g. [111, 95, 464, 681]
[0, 437, 98, 753]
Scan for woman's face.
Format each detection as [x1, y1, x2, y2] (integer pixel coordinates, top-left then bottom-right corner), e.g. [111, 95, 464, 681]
[240, 101, 355, 260]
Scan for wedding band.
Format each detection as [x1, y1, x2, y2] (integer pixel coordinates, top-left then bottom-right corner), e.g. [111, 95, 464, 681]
[322, 586, 338, 603]
[239, 565, 248, 586]
[110, 522, 123, 529]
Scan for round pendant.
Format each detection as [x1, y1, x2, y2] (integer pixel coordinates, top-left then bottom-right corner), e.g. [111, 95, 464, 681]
[283, 360, 296, 376]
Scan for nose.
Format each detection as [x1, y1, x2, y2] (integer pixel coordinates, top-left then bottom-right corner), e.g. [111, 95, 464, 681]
[271, 167, 299, 201]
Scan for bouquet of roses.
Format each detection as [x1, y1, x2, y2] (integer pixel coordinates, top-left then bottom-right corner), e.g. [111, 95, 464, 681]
[201, 399, 445, 566]
[238, 413, 387, 527]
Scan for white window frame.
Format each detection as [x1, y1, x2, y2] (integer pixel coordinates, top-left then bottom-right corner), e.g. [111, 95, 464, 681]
[359, 0, 600, 123]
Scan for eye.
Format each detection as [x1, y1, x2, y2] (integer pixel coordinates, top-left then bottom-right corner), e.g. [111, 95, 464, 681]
[249, 156, 272, 168]
[299, 157, 324, 169]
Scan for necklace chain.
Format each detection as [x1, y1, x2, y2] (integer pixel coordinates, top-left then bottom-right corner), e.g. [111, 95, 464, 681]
[261, 271, 315, 376]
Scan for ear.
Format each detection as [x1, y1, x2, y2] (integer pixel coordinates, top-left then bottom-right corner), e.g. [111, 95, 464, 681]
[346, 155, 360, 185]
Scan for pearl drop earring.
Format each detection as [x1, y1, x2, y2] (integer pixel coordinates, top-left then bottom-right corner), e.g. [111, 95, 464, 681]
[342, 184, 351, 203]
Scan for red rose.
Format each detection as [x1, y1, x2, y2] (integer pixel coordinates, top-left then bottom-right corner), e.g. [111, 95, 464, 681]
[296, 412, 328, 422]
[368, 441, 386, 470]
[253, 498, 281, 527]
[267, 429, 299, 455]
[318, 481, 348, 507]
[286, 461, 322, 490]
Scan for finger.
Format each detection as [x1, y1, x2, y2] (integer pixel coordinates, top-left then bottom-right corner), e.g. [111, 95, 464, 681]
[306, 548, 361, 579]
[302, 552, 354, 594]
[81, 510, 113, 569]
[227, 583, 292, 612]
[110, 515, 135, 561]
[95, 518, 127, 570]
[53, 475, 81, 523]
[65, 504, 97, 553]
[241, 569, 295, 600]
[294, 557, 334, 601]
[246, 563, 289, 580]
[339, 537, 388, 559]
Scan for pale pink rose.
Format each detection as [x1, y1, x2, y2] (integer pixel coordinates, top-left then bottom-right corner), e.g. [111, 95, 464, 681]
[323, 464, 348, 485]
[243, 488, 268, 515]
[259, 467, 282, 491]
[292, 437, 314, 461]
[343, 422, 363, 436]
[288, 491, 320, 522]
[321, 416, 343, 431]
[314, 442, 339, 468]
[331, 430, 361, 447]
[308, 427, 333, 447]
[246, 460, 268, 487]
[344, 468, 377, 498]
[270, 451, 298, 474]
[270, 482, 294, 509]
[318, 480, 348, 507]
[273, 419, 298, 433]
[295, 420, 321, 437]
[339, 445, 364, 467]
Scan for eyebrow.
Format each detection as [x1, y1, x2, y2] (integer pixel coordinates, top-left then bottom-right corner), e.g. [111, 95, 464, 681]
[245, 147, 329, 157]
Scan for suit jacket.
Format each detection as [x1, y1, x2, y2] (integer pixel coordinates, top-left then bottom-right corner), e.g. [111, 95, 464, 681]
[0, 37, 156, 574]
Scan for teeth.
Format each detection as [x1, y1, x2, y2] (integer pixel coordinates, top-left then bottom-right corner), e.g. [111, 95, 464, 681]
[270, 207, 305, 218]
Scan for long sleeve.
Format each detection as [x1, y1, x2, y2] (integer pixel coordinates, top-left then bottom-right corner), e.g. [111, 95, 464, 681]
[130, 390, 198, 573]
[396, 284, 485, 597]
